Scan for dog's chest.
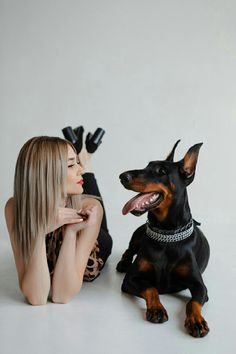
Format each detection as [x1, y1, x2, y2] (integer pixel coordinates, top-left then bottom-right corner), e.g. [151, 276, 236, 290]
[139, 237, 190, 275]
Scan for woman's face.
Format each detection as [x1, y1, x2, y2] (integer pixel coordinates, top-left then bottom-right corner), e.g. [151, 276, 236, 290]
[66, 145, 84, 195]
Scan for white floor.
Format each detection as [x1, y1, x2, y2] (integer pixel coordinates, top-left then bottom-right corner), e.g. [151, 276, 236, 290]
[0, 221, 235, 354]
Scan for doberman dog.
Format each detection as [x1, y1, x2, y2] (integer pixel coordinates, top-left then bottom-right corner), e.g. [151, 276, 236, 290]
[116, 141, 210, 338]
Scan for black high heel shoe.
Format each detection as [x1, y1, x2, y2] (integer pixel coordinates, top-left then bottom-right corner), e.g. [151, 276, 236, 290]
[85, 128, 105, 153]
[62, 126, 105, 154]
[73, 125, 84, 153]
[62, 126, 84, 154]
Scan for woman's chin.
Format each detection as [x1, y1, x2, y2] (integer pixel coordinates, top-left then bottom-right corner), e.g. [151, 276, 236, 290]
[67, 186, 83, 196]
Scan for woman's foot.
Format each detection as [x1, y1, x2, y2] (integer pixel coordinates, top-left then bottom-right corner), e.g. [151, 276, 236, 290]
[78, 146, 93, 173]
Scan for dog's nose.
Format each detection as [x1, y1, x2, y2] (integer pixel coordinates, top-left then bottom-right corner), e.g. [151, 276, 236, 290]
[119, 172, 133, 184]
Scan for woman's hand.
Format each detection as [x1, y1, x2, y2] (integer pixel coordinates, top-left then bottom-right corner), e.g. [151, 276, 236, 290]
[65, 205, 99, 233]
[46, 207, 84, 234]
[46, 205, 100, 235]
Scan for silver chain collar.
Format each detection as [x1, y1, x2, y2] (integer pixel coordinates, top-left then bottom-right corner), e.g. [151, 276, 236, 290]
[146, 219, 194, 243]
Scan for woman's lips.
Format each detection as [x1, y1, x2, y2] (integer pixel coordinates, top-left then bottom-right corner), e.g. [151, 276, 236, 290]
[77, 179, 84, 185]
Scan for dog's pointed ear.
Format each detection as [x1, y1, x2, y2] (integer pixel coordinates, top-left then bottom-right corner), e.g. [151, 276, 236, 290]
[179, 143, 203, 185]
[166, 140, 181, 162]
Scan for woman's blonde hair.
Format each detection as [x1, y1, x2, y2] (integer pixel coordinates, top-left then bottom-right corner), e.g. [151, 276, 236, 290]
[13, 136, 81, 264]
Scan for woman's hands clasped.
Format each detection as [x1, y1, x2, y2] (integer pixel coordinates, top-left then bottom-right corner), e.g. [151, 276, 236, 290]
[66, 205, 99, 234]
[46, 205, 99, 235]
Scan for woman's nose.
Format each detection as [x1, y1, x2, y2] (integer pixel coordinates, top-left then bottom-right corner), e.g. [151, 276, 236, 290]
[77, 164, 84, 175]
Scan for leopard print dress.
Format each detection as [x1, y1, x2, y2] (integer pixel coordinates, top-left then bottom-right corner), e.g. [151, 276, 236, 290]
[46, 228, 104, 282]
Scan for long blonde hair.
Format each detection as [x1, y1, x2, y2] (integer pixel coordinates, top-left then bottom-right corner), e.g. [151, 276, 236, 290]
[13, 136, 80, 264]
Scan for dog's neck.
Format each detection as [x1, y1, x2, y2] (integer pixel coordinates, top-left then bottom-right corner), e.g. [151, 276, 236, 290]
[148, 190, 192, 230]
[146, 219, 194, 243]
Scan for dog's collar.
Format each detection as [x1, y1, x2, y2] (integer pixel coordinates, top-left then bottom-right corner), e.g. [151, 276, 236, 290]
[146, 219, 194, 243]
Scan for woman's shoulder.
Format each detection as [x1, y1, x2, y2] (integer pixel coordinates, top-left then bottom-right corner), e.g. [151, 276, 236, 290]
[5, 197, 14, 234]
[5, 197, 14, 216]
[81, 195, 102, 208]
[5, 197, 13, 208]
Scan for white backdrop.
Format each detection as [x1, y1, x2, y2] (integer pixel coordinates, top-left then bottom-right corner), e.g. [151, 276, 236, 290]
[1, 0, 235, 239]
[1, 2, 236, 354]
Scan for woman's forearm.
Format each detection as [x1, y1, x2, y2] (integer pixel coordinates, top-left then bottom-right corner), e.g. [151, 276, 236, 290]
[52, 203, 103, 303]
[21, 236, 50, 305]
[51, 229, 81, 303]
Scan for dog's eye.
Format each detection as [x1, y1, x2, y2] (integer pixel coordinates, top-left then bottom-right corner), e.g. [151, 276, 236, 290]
[159, 167, 167, 175]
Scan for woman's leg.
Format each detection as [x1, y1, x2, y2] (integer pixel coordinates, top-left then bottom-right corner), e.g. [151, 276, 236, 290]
[83, 172, 112, 263]
[96, 228, 113, 267]
[78, 148, 113, 270]
[82, 172, 109, 232]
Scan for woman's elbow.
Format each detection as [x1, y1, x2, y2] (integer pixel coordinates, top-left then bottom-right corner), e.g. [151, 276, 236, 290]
[51, 286, 81, 304]
[28, 299, 47, 306]
[25, 294, 48, 306]
[21, 284, 48, 306]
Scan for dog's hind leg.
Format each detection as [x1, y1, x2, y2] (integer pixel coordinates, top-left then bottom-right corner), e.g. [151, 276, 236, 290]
[116, 224, 145, 273]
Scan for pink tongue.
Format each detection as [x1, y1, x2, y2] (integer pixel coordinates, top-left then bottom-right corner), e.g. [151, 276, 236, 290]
[122, 192, 155, 215]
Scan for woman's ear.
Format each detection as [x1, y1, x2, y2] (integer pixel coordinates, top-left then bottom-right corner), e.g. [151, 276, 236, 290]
[179, 143, 203, 185]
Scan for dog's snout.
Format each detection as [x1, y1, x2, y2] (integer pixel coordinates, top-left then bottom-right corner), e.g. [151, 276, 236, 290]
[119, 172, 133, 185]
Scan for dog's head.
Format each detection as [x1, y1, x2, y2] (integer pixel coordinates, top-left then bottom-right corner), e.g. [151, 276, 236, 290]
[120, 140, 202, 219]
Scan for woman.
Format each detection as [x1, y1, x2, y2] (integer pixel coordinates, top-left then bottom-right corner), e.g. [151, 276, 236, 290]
[5, 136, 112, 305]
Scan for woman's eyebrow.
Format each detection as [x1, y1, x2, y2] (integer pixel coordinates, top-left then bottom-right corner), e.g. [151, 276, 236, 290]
[68, 157, 76, 162]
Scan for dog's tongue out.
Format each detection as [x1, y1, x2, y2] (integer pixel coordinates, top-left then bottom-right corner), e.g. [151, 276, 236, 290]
[122, 192, 156, 215]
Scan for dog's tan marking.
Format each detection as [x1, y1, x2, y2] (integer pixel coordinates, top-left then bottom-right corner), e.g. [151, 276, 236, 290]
[141, 287, 161, 309]
[129, 180, 161, 193]
[150, 184, 173, 222]
[183, 152, 199, 177]
[174, 264, 189, 276]
[186, 300, 202, 320]
[185, 300, 209, 337]
[138, 258, 153, 272]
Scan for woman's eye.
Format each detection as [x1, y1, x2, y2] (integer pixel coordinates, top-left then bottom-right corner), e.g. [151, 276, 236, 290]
[68, 160, 80, 168]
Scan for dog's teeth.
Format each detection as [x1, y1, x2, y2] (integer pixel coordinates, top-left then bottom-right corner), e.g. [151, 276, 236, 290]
[149, 194, 160, 203]
[135, 193, 160, 211]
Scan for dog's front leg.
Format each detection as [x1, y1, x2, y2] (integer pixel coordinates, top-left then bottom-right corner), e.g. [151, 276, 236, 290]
[185, 271, 209, 337]
[185, 300, 209, 338]
[141, 287, 168, 323]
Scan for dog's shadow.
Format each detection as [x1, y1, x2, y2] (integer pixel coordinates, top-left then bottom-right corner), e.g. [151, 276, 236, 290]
[121, 291, 147, 320]
[168, 292, 191, 333]
[119, 287, 192, 333]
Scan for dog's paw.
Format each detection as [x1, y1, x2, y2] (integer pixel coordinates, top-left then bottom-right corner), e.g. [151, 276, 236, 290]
[185, 316, 209, 338]
[146, 307, 168, 323]
[116, 260, 132, 273]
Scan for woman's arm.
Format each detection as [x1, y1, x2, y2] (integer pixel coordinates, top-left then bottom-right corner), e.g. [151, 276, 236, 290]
[20, 236, 51, 305]
[5, 198, 51, 305]
[51, 198, 103, 304]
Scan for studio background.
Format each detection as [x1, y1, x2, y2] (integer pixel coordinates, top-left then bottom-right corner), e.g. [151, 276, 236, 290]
[0, 1, 235, 354]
